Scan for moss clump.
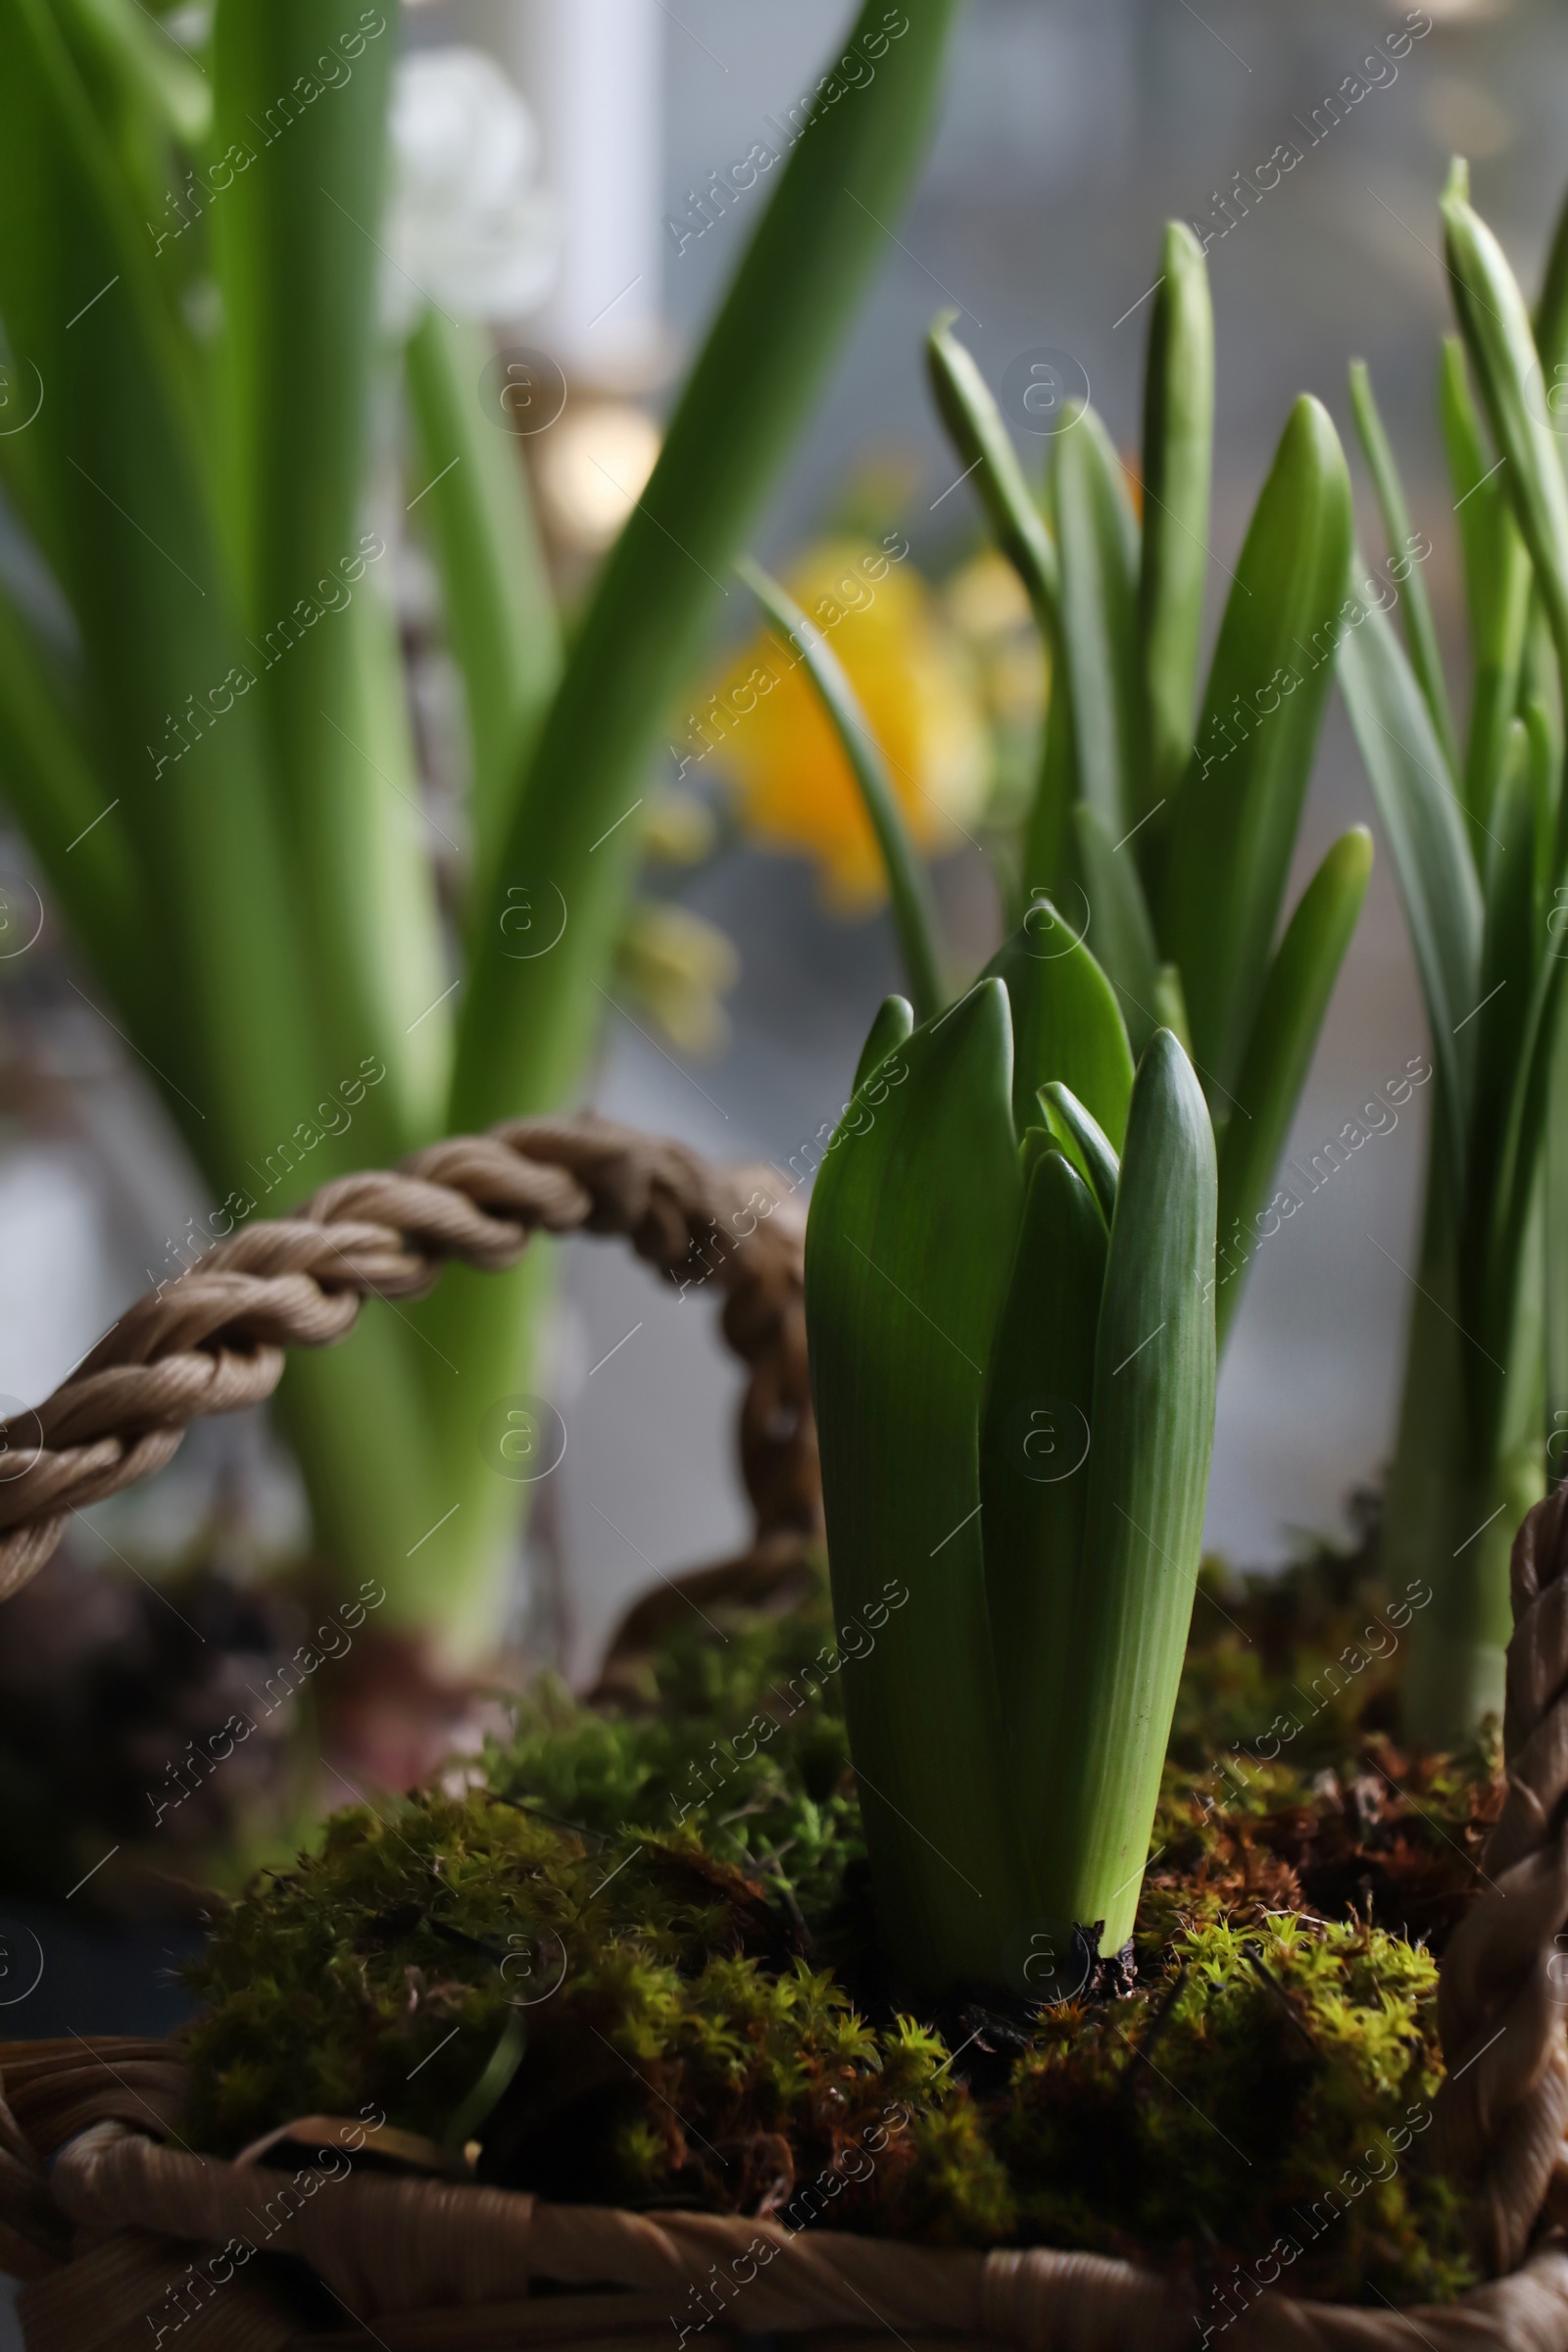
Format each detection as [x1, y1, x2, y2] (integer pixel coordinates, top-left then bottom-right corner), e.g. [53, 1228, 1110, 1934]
[184, 1789, 1008, 2238]
[481, 1571, 861, 1934]
[182, 1555, 1484, 2306]
[997, 1913, 1470, 2310]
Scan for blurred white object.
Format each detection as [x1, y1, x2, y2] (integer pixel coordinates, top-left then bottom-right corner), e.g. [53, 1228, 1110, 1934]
[0, 1150, 113, 1409]
[534, 402, 661, 551]
[510, 0, 666, 386]
[385, 46, 559, 333]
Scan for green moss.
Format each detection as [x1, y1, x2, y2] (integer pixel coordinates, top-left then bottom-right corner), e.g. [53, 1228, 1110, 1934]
[998, 1913, 1470, 2308]
[184, 1785, 992, 2229]
[182, 1559, 1482, 2306]
[483, 1568, 862, 1931]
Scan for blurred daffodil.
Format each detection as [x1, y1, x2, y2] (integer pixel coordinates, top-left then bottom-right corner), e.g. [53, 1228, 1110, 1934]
[615, 901, 739, 1059]
[384, 48, 559, 335]
[642, 786, 717, 866]
[943, 546, 1047, 735]
[709, 538, 987, 910]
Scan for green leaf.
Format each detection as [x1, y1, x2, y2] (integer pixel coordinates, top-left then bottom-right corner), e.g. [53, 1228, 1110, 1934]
[1440, 334, 1531, 855]
[1021, 591, 1075, 905]
[979, 1148, 1105, 1828]
[1440, 335, 1501, 642]
[1032, 1029, 1217, 1955]
[0, 583, 144, 1018]
[1480, 717, 1537, 1057]
[1348, 359, 1459, 776]
[0, 0, 319, 1168]
[335, 578, 452, 1143]
[1463, 722, 1540, 1307]
[0, 0, 450, 1660]
[1476, 936, 1567, 1439]
[58, 0, 209, 151]
[1546, 957, 1568, 1495]
[807, 977, 1028, 1989]
[1159, 395, 1353, 1104]
[443, 2010, 527, 2149]
[1041, 1080, 1119, 1223]
[924, 314, 1057, 623]
[1338, 579, 1483, 1175]
[980, 904, 1134, 1147]
[1150, 960, 1193, 1055]
[1073, 801, 1161, 1054]
[1526, 692, 1558, 923]
[1214, 828, 1373, 1348]
[451, 0, 962, 1132]
[211, 0, 393, 618]
[1140, 220, 1213, 816]
[209, 0, 413, 1157]
[1534, 172, 1568, 380]
[405, 308, 562, 931]
[737, 555, 945, 1022]
[1051, 403, 1142, 843]
[853, 994, 914, 1094]
[1443, 188, 1568, 674]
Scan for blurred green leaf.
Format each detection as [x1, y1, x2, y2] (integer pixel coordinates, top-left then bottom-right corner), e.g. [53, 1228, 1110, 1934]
[211, 0, 419, 1154]
[451, 0, 962, 1132]
[1348, 358, 1458, 777]
[58, 0, 209, 154]
[1534, 173, 1568, 380]
[925, 314, 1057, 622]
[1470, 720, 1536, 1185]
[0, 0, 317, 1163]
[335, 579, 452, 1140]
[1073, 800, 1160, 1054]
[1150, 959, 1192, 1055]
[1159, 395, 1353, 1104]
[1139, 220, 1212, 821]
[0, 584, 143, 1014]
[1022, 588, 1076, 905]
[1214, 827, 1373, 1348]
[1440, 336, 1531, 856]
[1051, 404, 1141, 844]
[405, 308, 561, 932]
[1338, 578, 1483, 1175]
[1526, 691, 1558, 925]
[1443, 188, 1568, 672]
[738, 554, 945, 1021]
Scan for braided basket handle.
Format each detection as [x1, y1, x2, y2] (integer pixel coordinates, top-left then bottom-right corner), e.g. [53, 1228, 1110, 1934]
[0, 1114, 819, 1607]
[1433, 1486, 1568, 2273]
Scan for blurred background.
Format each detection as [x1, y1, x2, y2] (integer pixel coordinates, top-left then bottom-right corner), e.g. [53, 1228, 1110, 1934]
[0, 0, 1559, 2063]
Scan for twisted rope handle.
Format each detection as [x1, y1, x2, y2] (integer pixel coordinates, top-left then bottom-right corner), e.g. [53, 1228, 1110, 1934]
[0, 1114, 818, 1604]
[1434, 1485, 1568, 2273]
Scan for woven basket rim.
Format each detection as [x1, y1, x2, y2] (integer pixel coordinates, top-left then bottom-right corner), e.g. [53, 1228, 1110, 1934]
[3, 2092, 1568, 2352]
[0, 1112, 1559, 2350]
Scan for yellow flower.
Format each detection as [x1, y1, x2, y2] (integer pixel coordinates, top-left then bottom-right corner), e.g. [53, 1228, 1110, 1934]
[943, 547, 1048, 734]
[709, 539, 988, 910]
[642, 785, 716, 866]
[944, 544, 1034, 642]
[615, 901, 739, 1059]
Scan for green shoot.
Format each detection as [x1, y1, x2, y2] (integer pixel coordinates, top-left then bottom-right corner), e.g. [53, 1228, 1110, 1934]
[808, 931, 1215, 1992]
[736, 555, 946, 1022]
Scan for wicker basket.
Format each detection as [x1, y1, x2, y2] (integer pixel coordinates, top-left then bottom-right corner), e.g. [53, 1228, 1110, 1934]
[0, 1114, 1563, 2352]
